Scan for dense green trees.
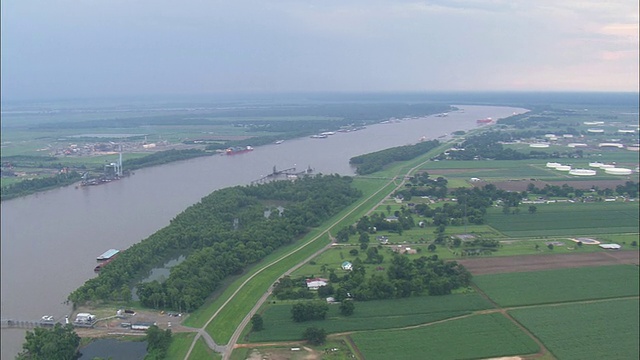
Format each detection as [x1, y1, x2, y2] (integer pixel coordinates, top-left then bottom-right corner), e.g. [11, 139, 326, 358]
[291, 301, 329, 322]
[330, 254, 470, 301]
[339, 300, 355, 316]
[69, 174, 361, 311]
[303, 327, 327, 345]
[350, 140, 440, 175]
[17, 324, 80, 360]
[1, 171, 82, 201]
[122, 149, 209, 170]
[251, 314, 264, 331]
[145, 325, 172, 360]
[272, 276, 316, 300]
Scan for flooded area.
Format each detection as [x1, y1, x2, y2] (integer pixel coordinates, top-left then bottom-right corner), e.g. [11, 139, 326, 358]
[0, 105, 527, 359]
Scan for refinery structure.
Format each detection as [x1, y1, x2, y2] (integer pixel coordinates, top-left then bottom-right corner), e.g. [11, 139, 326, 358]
[81, 151, 126, 186]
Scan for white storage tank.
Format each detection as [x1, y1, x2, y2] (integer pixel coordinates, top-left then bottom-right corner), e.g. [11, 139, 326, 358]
[530, 143, 550, 148]
[569, 169, 596, 176]
[605, 168, 632, 175]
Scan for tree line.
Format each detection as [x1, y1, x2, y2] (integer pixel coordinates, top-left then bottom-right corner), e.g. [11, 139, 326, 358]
[121, 149, 210, 171]
[349, 140, 440, 175]
[1, 171, 83, 201]
[68, 174, 361, 312]
[318, 254, 471, 301]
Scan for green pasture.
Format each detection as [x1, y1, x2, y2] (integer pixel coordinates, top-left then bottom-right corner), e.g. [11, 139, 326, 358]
[474, 264, 640, 307]
[165, 332, 197, 359]
[187, 336, 221, 360]
[486, 202, 639, 237]
[510, 298, 639, 360]
[246, 293, 492, 342]
[351, 313, 539, 360]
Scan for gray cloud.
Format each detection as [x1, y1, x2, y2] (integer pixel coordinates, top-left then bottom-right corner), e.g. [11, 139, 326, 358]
[1, 0, 637, 100]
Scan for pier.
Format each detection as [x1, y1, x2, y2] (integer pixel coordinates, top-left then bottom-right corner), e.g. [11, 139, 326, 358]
[1, 318, 60, 329]
[251, 165, 313, 184]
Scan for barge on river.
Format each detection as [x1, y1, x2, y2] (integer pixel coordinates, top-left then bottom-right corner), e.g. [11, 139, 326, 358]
[97, 249, 120, 260]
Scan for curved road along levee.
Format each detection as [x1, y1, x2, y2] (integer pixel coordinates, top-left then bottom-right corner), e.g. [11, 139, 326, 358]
[181, 137, 452, 360]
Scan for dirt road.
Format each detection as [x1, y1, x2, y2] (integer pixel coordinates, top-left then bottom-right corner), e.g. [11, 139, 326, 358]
[458, 251, 639, 275]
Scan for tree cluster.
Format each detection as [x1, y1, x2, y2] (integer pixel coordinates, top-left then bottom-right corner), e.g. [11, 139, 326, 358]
[527, 181, 638, 199]
[272, 276, 316, 300]
[18, 324, 80, 360]
[394, 172, 448, 200]
[1, 171, 82, 201]
[303, 327, 327, 345]
[69, 175, 361, 312]
[145, 325, 172, 360]
[349, 140, 440, 175]
[332, 255, 471, 301]
[291, 301, 329, 322]
[122, 149, 209, 171]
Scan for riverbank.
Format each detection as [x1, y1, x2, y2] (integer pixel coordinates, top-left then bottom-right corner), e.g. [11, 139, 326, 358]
[1, 104, 526, 360]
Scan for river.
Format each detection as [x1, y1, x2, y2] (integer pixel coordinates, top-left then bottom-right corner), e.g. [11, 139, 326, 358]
[0, 105, 526, 359]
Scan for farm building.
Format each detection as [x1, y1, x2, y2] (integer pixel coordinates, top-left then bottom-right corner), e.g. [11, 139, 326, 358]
[341, 261, 353, 271]
[599, 244, 622, 250]
[306, 278, 328, 290]
[377, 236, 389, 244]
[392, 245, 417, 254]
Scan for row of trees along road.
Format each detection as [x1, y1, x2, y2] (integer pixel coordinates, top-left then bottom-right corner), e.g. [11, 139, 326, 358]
[68, 174, 361, 312]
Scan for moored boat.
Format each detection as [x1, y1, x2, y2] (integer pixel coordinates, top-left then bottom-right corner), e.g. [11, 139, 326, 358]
[225, 146, 254, 155]
[97, 249, 119, 261]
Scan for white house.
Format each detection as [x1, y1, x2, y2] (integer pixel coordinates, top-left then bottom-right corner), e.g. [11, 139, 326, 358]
[306, 278, 328, 290]
[341, 261, 353, 271]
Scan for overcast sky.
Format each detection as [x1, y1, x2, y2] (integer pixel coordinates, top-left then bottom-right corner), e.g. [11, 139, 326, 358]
[1, 0, 638, 101]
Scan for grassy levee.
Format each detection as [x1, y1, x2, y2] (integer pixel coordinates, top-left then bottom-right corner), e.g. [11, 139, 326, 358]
[474, 264, 640, 307]
[351, 313, 539, 360]
[166, 332, 197, 359]
[187, 336, 222, 360]
[510, 298, 640, 360]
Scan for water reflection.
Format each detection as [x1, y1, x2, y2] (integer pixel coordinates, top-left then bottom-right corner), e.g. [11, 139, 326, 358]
[132, 255, 186, 301]
[79, 338, 147, 360]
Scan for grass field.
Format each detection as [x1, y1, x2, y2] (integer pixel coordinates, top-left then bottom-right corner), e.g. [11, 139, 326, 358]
[510, 298, 639, 360]
[474, 265, 640, 307]
[187, 336, 221, 360]
[351, 313, 539, 360]
[486, 202, 640, 237]
[165, 332, 197, 359]
[246, 293, 492, 342]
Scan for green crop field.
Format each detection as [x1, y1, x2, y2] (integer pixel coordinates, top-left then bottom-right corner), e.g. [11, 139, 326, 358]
[246, 293, 492, 342]
[510, 299, 639, 360]
[486, 202, 640, 237]
[351, 313, 539, 360]
[474, 265, 640, 307]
